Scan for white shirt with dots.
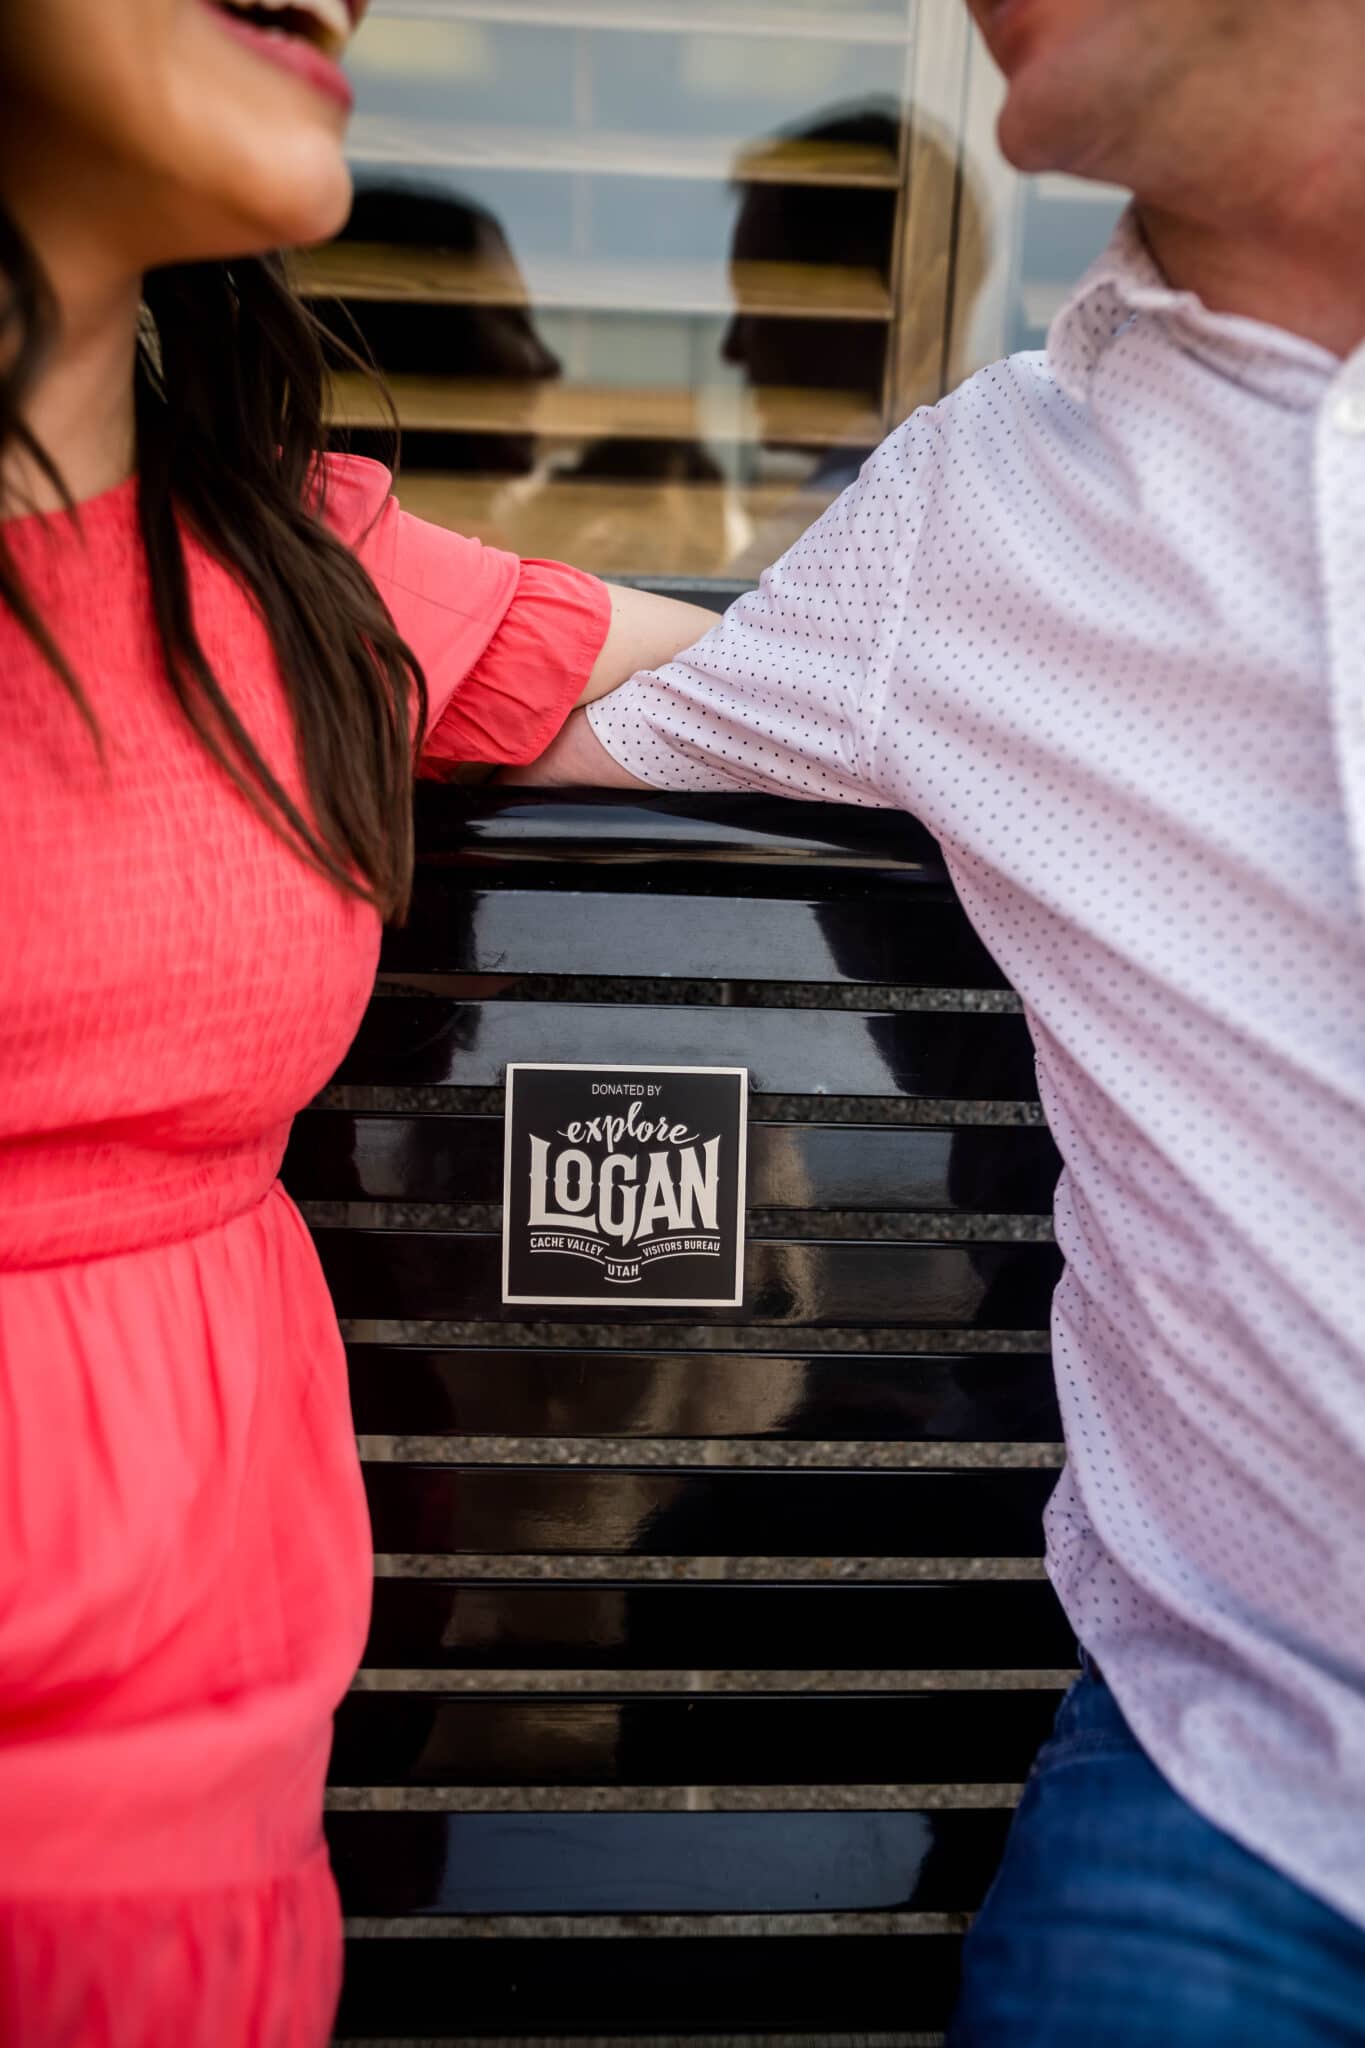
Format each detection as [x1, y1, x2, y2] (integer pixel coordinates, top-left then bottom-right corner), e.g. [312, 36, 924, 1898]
[587, 208, 1365, 1928]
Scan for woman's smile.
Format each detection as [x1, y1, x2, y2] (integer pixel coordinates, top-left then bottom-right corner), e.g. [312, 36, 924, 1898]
[199, 0, 357, 110]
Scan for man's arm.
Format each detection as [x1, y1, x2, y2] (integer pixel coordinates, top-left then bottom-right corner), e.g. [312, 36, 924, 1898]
[501, 703, 649, 786]
[506, 417, 929, 802]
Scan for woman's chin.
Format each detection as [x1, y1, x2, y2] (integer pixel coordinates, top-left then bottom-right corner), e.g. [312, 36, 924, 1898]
[269, 166, 355, 255]
[202, 148, 355, 262]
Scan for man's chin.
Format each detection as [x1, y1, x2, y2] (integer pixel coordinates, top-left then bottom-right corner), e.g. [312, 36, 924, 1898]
[994, 71, 1091, 179]
[995, 100, 1056, 174]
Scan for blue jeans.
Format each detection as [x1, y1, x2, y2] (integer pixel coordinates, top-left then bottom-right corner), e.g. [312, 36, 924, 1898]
[947, 1666, 1365, 2045]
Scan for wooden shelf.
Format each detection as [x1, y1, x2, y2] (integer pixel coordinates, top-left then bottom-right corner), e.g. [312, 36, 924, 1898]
[300, 244, 893, 322]
[348, 116, 902, 187]
[366, 0, 916, 44]
[328, 371, 882, 447]
[390, 471, 834, 576]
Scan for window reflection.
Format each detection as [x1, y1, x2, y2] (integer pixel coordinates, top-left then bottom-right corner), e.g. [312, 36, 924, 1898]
[335, 183, 562, 480]
[306, 5, 1123, 582]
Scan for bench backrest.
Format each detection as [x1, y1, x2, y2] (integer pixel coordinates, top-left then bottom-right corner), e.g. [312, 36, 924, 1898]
[284, 786, 1071, 2043]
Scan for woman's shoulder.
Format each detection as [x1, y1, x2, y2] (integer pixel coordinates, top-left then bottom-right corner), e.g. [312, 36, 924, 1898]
[308, 450, 518, 608]
[310, 450, 395, 549]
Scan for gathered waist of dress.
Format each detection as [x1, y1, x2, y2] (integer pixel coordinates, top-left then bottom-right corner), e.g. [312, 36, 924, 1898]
[0, 1128, 294, 1271]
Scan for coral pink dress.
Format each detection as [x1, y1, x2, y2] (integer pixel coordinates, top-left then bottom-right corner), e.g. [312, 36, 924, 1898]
[0, 455, 610, 2044]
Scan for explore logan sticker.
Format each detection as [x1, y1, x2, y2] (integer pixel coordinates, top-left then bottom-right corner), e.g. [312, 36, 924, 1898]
[501, 1064, 748, 1308]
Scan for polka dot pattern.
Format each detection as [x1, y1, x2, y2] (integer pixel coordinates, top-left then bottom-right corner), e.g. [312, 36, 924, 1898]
[589, 210, 1365, 1926]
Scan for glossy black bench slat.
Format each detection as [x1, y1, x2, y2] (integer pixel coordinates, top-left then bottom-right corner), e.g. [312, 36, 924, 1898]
[361, 1579, 1075, 1671]
[392, 787, 997, 990]
[288, 1112, 1060, 1210]
[336, 1931, 961, 2040]
[316, 1231, 1063, 1327]
[409, 785, 942, 872]
[327, 1809, 1013, 1916]
[329, 1689, 1063, 1787]
[345, 1345, 1062, 1441]
[419, 861, 942, 902]
[384, 886, 1009, 987]
[335, 996, 1041, 1099]
[362, 1465, 1055, 1558]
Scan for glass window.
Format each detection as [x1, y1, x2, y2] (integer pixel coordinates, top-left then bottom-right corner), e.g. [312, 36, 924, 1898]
[303, 3, 1125, 582]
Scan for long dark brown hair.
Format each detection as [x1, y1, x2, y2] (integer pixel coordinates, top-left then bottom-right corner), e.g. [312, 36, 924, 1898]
[0, 210, 427, 920]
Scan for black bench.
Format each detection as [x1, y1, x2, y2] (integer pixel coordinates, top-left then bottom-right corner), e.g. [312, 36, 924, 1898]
[283, 786, 1074, 2043]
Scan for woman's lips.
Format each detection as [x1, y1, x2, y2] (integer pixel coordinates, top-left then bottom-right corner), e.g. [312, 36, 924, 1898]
[203, 1, 356, 113]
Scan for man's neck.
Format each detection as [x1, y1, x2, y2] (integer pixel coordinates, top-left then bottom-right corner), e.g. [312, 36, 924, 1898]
[1137, 200, 1365, 363]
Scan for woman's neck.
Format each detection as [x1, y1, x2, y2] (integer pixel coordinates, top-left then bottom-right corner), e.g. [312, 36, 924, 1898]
[2, 230, 141, 519]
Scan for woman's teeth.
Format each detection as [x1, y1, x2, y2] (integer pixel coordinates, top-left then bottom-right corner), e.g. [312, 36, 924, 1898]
[215, 0, 352, 59]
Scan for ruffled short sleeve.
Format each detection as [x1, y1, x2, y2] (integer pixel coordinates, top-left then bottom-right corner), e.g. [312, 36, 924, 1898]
[418, 556, 612, 778]
[317, 454, 611, 770]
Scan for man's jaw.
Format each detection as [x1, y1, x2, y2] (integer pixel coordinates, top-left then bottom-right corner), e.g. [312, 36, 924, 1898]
[971, 0, 1047, 76]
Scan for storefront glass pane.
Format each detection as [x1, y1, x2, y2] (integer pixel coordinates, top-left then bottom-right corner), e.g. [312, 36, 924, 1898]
[306, 3, 1125, 581]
